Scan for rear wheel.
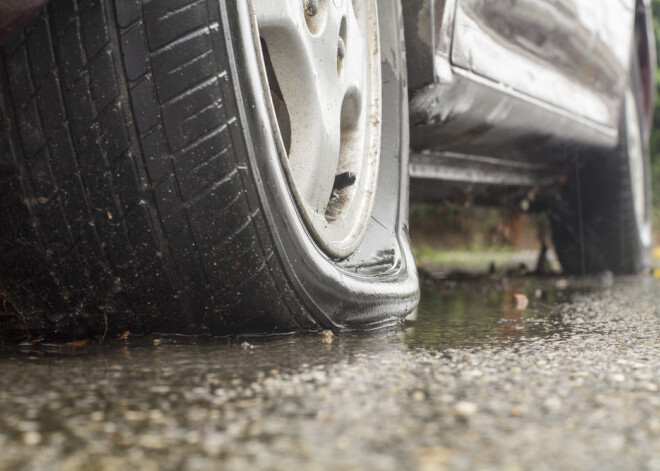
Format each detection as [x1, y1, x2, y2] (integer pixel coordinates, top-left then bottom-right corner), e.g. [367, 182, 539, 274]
[551, 54, 652, 274]
[0, 0, 418, 338]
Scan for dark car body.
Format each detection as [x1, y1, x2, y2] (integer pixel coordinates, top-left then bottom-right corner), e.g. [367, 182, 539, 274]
[0, 0, 655, 200]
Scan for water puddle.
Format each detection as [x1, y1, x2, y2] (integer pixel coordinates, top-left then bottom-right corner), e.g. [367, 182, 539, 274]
[406, 277, 585, 349]
[0, 273, 622, 374]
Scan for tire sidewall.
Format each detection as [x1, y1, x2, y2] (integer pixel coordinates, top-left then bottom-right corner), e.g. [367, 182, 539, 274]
[623, 54, 653, 272]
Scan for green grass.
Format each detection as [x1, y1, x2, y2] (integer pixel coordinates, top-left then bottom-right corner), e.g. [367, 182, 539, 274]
[413, 245, 519, 268]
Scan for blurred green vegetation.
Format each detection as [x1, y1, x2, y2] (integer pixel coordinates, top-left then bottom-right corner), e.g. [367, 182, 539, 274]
[651, 0, 660, 219]
[409, 204, 549, 269]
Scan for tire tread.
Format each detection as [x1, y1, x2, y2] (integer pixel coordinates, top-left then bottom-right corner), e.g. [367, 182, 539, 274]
[0, 0, 313, 337]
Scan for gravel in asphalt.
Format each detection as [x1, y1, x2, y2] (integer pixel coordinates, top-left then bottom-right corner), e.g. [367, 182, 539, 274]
[2, 275, 660, 470]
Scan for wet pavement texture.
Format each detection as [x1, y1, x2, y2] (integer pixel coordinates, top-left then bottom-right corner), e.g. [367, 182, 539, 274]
[3, 275, 660, 470]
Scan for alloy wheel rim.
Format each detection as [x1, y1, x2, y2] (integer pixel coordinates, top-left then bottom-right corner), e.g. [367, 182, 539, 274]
[250, 0, 382, 258]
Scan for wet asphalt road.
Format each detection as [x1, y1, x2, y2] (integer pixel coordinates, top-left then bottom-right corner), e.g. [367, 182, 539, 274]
[2, 275, 660, 470]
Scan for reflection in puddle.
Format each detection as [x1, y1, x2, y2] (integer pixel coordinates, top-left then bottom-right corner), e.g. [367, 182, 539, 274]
[405, 277, 607, 349]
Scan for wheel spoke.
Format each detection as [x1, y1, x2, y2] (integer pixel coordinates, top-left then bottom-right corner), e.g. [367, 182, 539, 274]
[287, 91, 341, 215]
[252, 0, 306, 34]
[339, 2, 366, 117]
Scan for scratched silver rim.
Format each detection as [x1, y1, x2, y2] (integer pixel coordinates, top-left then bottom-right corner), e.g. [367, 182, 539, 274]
[625, 88, 652, 247]
[250, 0, 382, 258]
